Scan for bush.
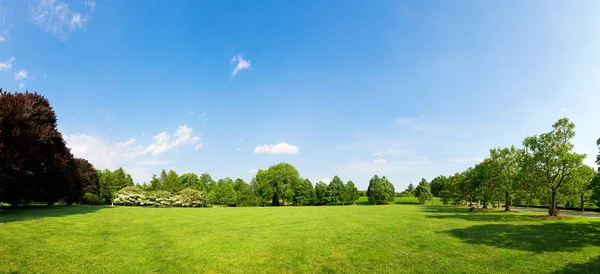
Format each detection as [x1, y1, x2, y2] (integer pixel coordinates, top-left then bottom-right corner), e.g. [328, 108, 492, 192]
[174, 188, 205, 207]
[82, 192, 104, 205]
[114, 186, 146, 206]
[146, 191, 173, 207]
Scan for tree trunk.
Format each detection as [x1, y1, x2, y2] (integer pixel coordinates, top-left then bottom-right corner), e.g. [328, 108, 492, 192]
[549, 189, 558, 216]
[581, 194, 585, 212]
[483, 197, 488, 209]
[504, 191, 510, 211]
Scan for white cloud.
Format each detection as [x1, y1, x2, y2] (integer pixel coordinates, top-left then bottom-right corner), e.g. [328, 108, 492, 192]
[194, 143, 203, 150]
[253, 142, 299, 154]
[247, 169, 258, 173]
[84, 0, 96, 10]
[14, 70, 28, 80]
[373, 151, 382, 156]
[560, 107, 567, 112]
[19, 83, 24, 88]
[230, 54, 251, 76]
[0, 36, 4, 42]
[320, 178, 331, 184]
[0, 56, 15, 71]
[236, 147, 241, 152]
[373, 159, 388, 164]
[29, 0, 90, 40]
[141, 125, 202, 155]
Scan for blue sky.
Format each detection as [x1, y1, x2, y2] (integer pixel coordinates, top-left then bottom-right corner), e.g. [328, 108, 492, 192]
[1, 0, 599, 190]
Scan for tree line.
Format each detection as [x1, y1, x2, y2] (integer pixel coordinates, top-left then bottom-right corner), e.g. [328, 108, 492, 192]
[0, 91, 397, 207]
[402, 118, 600, 216]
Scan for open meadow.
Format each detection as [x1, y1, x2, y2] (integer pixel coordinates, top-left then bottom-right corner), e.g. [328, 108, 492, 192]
[2, 197, 600, 273]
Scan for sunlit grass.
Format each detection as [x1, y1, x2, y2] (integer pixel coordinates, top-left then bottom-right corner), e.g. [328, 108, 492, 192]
[1, 197, 599, 273]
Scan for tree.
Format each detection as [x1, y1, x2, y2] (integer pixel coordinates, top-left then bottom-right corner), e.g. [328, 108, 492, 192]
[254, 163, 300, 206]
[346, 181, 359, 204]
[522, 118, 586, 216]
[99, 169, 115, 203]
[148, 174, 162, 191]
[406, 183, 415, 193]
[490, 146, 520, 211]
[179, 173, 201, 191]
[429, 176, 447, 197]
[199, 173, 214, 192]
[236, 181, 262, 207]
[216, 178, 237, 206]
[329, 176, 347, 205]
[414, 178, 432, 205]
[73, 158, 99, 196]
[568, 164, 596, 211]
[234, 178, 247, 193]
[292, 178, 315, 206]
[164, 170, 180, 193]
[367, 175, 395, 204]
[0, 91, 80, 206]
[472, 158, 500, 209]
[314, 182, 330, 205]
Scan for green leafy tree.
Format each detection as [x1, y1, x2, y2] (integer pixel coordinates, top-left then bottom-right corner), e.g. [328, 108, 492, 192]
[315, 182, 330, 205]
[148, 174, 162, 191]
[164, 170, 180, 193]
[329, 176, 347, 205]
[179, 173, 201, 191]
[236, 182, 262, 207]
[406, 183, 415, 193]
[490, 146, 520, 211]
[199, 173, 215, 192]
[414, 178, 432, 205]
[567, 164, 596, 211]
[367, 175, 395, 204]
[429, 176, 447, 197]
[472, 158, 500, 209]
[216, 179, 237, 206]
[234, 178, 247, 193]
[346, 181, 359, 204]
[523, 118, 586, 216]
[292, 178, 316, 206]
[254, 163, 300, 206]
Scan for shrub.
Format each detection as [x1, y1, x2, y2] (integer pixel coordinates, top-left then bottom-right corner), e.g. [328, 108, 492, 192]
[146, 191, 173, 207]
[114, 186, 146, 206]
[82, 192, 104, 205]
[174, 188, 205, 207]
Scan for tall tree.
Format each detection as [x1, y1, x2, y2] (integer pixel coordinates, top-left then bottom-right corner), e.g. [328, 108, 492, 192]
[414, 178, 432, 205]
[314, 182, 330, 205]
[568, 164, 596, 211]
[164, 170, 180, 193]
[523, 118, 586, 216]
[179, 173, 200, 191]
[346, 181, 359, 204]
[329, 176, 346, 205]
[472, 158, 500, 209]
[367, 175, 395, 205]
[292, 178, 315, 206]
[199, 173, 215, 192]
[429, 176, 447, 197]
[490, 146, 520, 211]
[254, 163, 300, 206]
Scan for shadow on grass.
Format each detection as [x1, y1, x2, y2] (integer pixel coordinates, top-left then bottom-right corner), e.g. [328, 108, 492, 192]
[446, 222, 600, 253]
[552, 256, 600, 273]
[0, 205, 105, 223]
[424, 206, 539, 222]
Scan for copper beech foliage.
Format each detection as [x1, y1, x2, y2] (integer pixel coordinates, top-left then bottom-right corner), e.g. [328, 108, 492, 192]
[0, 89, 98, 206]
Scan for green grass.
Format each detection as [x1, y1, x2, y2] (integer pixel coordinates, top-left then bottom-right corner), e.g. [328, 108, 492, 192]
[2, 198, 600, 273]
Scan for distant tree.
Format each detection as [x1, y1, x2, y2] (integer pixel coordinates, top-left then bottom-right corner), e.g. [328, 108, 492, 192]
[367, 175, 395, 205]
[329, 176, 347, 205]
[315, 182, 330, 205]
[472, 158, 501, 209]
[236, 182, 262, 207]
[234, 178, 247, 193]
[216, 179, 237, 206]
[99, 169, 115, 203]
[292, 178, 315, 206]
[414, 178, 432, 205]
[179, 173, 201, 191]
[568, 164, 596, 211]
[406, 183, 415, 193]
[490, 146, 520, 211]
[254, 163, 300, 206]
[73, 158, 99, 196]
[254, 170, 274, 206]
[346, 181, 359, 204]
[429, 176, 447, 197]
[523, 118, 586, 216]
[148, 174, 162, 191]
[164, 170, 180, 193]
[199, 173, 215, 192]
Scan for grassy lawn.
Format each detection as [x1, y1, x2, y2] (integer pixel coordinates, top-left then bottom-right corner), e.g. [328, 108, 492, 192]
[2, 198, 600, 273]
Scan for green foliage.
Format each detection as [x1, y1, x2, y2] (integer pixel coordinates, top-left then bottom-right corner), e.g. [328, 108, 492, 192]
[98, 168, 136, 203]
[366, 175, 395, 204]
[346, 181, 359, 204]
[429, 176, 447, 197]
[329, 176, 347, 205]
[292, 179, 315, 206]
[315, 182, 330, 205]
[179, 173, 202, 191]
[254, 163, 300, 206]
[82, 192, 103, 205]
[414, 178, 432, 204]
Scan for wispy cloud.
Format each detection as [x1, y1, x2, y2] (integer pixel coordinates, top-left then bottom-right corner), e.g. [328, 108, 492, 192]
[0, 56, 15, 70]
[254, 142, 299, 154]
[230, 54, 251, 76]
[247, 169, 258, 174]
[235, 147, 241, 152]
[373, 151, 381, 156]
[14, 70, 28, 80]
[373, 158, 388, 164]
[19, 83, 24, 88]
[84, 0, 96, 10]
[29, 0, 90, 40]
[141, 125, 202, 155]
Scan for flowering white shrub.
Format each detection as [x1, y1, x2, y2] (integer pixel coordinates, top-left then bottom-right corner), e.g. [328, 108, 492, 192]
[174, 188, 206, 207]
[113, 187, 206, 207]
